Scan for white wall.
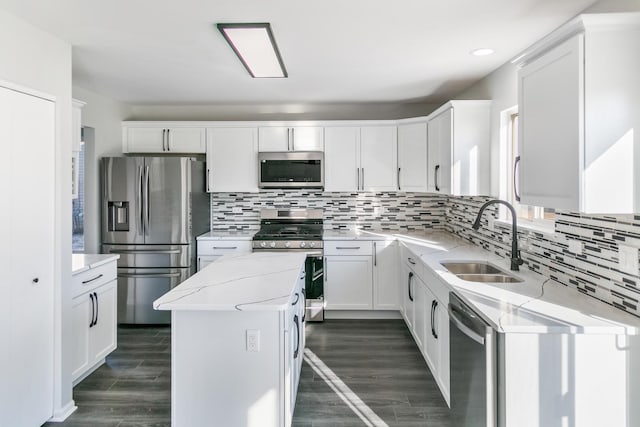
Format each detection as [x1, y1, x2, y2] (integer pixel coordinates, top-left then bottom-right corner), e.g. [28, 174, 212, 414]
[72, 85, 132, 253]
[128, 102, 439, 121]
[453, 0, 640, 196]
[0, 8, 74, 420]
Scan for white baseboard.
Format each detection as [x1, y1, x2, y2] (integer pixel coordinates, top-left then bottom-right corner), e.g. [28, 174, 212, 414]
[73, 357, 106, 386]
[324, 310, 402, 319]
[49, 400, 77, 422]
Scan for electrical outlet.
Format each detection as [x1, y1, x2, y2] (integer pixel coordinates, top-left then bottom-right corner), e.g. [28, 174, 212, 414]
[568, 240, 583, 255]
[618, 245, 639, 275]
[246, 329, 260, 352]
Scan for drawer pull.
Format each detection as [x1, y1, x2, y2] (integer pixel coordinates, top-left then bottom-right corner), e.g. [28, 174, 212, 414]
[336, 246, 361, 250]
[82, 274, 104, 284]
[408, 257, 416, 265]
[212, 246, 238, 250]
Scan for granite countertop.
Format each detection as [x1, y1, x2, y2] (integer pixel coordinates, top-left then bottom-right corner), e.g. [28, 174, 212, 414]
[153, 252, 306, 312]
[196, 229, 258, 241]
[72, 253, 119, 275]
[324, 229, 640, 335]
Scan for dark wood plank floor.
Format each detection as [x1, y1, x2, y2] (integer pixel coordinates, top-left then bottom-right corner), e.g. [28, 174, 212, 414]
[46, 320, 450, 427]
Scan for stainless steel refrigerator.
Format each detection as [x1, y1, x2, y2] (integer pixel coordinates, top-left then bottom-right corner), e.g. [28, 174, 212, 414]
[101, 157, 210, 324]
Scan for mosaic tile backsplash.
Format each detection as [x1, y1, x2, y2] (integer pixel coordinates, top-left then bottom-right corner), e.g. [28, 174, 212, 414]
[210, 190, 640, 317]
[210, 191, 447, 231]
[446, 196, 640, 318]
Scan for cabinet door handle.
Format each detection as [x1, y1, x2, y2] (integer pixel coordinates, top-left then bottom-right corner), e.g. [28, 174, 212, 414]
[162, 129, 166, 151]
[293, 314, 300, 359]
[291, 128, 295, 151]
[397, 167, 401, 191]
[32, 278, 39, 284]
[94, 292, 99, 326]
[514, 156, 521, 202]
[82, 273, 103, 285]
[356, 168, 360, 190]
[324, 257, 327, 281]
[292, 293, 300, 306]
[166, 129, 171, 151]
[432, 300, 438, 339]
[435, 165, 440, 192]
[361, 168, 365, 190]
[301, 288, 306, 322]
[207, 168, 211, 192]
[89, 293, 95, 328]
[407, 257, 416, 265]
[408, 272, 414, 302]
[373, 242, 377, 266]
[430, 300, 436, 338]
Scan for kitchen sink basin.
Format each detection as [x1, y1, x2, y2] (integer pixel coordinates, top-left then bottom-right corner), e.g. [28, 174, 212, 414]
[440, 261, 524, 283]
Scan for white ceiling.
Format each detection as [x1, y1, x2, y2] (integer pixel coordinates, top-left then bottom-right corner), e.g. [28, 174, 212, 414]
[0, 0, 598, 105]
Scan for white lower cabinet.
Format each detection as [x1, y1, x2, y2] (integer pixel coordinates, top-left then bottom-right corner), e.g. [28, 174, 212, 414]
[373, 240, 399, 310]
[324, 255, 373, 310]
[71, 280, 117, 384]
[400, 243, 450, 406]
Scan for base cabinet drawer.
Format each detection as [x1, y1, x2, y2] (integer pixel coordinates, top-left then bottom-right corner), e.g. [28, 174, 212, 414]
[71, 280, 117, 384]
[196, 240, 252, 257]
[324, 241, 373, 256]
[71, 261, 117, 299]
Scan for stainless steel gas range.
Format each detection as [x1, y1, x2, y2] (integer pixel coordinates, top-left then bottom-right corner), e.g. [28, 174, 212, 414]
[252, 209, 324, 321]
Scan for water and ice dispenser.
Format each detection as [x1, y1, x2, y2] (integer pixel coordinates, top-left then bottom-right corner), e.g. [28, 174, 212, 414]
[107, 201, 129, 231]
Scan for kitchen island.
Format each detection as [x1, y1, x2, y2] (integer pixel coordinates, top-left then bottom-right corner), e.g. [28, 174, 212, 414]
[154, 252, 307, 427]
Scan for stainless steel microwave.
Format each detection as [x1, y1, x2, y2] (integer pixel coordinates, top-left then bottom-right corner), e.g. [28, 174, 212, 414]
[258, 151, 324, 189]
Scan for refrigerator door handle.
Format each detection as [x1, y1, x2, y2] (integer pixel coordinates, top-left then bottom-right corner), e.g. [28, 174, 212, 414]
[137, 165, 144, 235]
[143, 165, 150, 236]
[119, 272, 182, 278]
[108, 249, 181, 255]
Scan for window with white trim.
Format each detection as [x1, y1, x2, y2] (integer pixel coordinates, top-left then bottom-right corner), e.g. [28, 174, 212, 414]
[500, 107, 555, 231]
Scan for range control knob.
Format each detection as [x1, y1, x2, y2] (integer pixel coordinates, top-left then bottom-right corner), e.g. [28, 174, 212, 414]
[285, 242, 291, 248]
[300, 241, 306, 248]
[270, 241, 276, 248]
[260, 241, 267, 248]
[309, 242, 316, 248]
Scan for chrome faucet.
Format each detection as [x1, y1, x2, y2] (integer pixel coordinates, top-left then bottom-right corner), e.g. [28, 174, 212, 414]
[472, 199, 524, 271]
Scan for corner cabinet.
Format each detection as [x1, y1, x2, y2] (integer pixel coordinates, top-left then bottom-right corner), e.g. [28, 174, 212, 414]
[516, 13, 640, 213]
[397, 120, 428, 192]
[324, 125, 397, 192]
[122, 122, 206, 153]
[427, 101, 491, 196]
[206, 127, 258, 193]
[71, 258, 118, 384]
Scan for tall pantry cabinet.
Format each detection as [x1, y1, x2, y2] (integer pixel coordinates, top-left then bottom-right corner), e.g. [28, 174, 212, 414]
[0, 82, 56, 427]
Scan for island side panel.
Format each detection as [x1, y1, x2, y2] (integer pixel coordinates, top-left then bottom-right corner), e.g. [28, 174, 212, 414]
[172, 310, 284, 427]
[500, 332, 638, 427]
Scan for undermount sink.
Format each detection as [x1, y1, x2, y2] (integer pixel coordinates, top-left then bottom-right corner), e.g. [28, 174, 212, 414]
[440, 261, 524, 284]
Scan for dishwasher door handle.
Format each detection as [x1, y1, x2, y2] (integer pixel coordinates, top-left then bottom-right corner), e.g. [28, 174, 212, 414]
[449, 306, 485, 345]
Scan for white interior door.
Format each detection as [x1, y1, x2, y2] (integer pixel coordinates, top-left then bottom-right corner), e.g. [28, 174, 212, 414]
[0, 84, 55, 426]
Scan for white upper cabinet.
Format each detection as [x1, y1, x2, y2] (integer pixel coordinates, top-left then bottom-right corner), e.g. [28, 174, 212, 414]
[397, 121, 428, 192]
[516, 13, 640, 213]
[122, 123, 206, 153]
[324, 124, 397, 192]
[258, 126, 324, 151]
[360, 126, 398, 191]
[324, 127, 360, 191]
[206, 127, 258, 193]
[427, 101, 491, 196]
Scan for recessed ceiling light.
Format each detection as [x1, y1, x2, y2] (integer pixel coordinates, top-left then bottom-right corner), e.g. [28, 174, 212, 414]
[470, 48, 495, 56]
[217, 23, 288, 78]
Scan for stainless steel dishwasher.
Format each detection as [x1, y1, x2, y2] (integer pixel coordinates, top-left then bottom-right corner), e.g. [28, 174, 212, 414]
[449, 292, 497, 427]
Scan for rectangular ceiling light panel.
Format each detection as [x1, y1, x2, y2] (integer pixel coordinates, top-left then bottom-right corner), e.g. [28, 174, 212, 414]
[218, 23, 288, 78]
